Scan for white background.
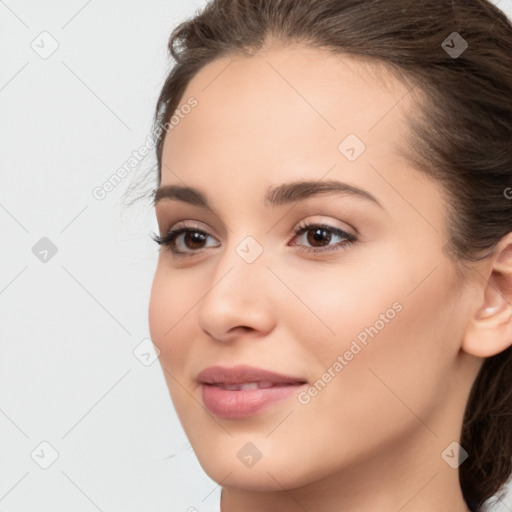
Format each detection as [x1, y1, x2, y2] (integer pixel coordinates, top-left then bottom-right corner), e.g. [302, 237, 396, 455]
[1, 0, 512, 510]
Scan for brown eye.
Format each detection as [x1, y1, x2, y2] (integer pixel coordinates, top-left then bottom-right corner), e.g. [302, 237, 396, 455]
[152, 225, 220, 256]
[181, 230, 208, 250]
[291, 222, 357, 254]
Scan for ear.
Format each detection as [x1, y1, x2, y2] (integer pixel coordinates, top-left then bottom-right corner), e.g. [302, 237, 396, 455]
[462, 232, 512, 358]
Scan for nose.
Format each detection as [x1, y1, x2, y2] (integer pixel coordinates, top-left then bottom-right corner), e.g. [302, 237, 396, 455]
[196, 243, 277, 342]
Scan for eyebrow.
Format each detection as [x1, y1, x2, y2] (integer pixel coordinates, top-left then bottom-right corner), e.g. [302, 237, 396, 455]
[152, 179, 383, 211]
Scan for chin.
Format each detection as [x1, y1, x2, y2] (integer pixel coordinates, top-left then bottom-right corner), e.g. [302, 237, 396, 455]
[194, 443, 317, 492]
[202, 465, 299, 492]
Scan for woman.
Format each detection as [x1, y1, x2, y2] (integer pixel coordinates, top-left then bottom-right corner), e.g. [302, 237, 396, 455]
[148, 0, 512, 510]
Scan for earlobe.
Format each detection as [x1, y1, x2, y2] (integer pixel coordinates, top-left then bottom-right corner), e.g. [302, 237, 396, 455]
[461, 233, 512, 359]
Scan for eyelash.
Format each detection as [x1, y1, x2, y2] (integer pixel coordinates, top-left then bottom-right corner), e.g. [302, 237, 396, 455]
[152, 220, 357, 258]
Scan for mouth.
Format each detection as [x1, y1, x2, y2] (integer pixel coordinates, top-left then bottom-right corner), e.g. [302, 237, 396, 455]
[197, 364, 308, 419]
[210, 381, 302, 390]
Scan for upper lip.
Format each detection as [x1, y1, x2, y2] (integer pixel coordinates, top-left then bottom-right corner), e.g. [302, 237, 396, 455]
[197, 364, 308, 385]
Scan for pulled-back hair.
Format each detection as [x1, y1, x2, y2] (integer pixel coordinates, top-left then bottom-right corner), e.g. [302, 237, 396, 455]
[151, 0, 512, 508]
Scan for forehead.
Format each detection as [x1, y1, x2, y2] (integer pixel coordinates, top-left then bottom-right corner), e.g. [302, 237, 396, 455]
[159, 44, 423, 211]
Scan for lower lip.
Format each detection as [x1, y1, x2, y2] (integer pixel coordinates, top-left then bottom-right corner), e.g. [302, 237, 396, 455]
[201, 383, 306, 419]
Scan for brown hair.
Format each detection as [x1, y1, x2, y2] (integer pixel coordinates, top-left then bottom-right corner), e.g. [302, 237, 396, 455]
[151, 0, 512, 508]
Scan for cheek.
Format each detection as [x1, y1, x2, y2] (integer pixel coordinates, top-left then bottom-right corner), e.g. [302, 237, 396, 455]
[289, 245, 461, 402]
[148, 268, 169, 344]
[148, 267, 202, 425]
[148, 266, 191, 370]
[276, 255, 406, 367]
[298, 260, 462, 433]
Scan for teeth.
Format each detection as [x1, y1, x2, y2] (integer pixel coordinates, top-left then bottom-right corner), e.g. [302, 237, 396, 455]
[216, 381, 276, 391]
[228, 383, 258, 391]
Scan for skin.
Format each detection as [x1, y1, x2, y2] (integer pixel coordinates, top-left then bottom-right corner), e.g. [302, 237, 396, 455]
[148, 42, 512, 512]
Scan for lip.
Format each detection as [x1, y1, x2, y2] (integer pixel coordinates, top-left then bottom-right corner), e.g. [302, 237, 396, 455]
[197, 364, 307, 386]
[197, 364, 308, 419]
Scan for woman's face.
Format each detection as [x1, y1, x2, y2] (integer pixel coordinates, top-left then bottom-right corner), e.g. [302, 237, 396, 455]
[149, 44, 480, 497]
